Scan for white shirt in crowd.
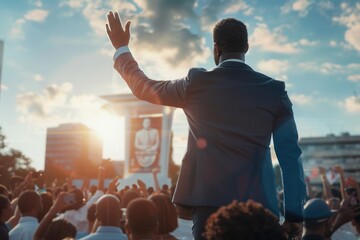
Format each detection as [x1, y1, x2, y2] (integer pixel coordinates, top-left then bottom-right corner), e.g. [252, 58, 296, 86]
[331, 222, 359, 240]
[9, 216, 38, 240]
[171, 218, 193, 240]
[55, 190, 104, 232]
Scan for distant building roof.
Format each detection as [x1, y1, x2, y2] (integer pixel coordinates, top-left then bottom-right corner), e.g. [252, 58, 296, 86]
[299, 133, 360, 145]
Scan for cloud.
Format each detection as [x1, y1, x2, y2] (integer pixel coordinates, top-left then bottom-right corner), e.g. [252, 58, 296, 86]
[249, 23, 299, 54]
[16, 82, 73, 122]
[60, 0, 210, 76]
[298, 38, 318, 46]
[333, 2, 360, 51]
[281, 0, 312, 17]
[33, 74, 43, 82]
[24, 9, 49, 22]
[290, 94, 313, 105]
[343, 96, 360, 113]
[257, 59, 289, 80]
[201, 0, 254, 32]
[60, 0, 137, 36]
[10, 19, 26, 38]
[10, 8, 49, 38]
[298, 61, 360, 75]
[0, 84, 8, 91]
[348, 75, 360, 82]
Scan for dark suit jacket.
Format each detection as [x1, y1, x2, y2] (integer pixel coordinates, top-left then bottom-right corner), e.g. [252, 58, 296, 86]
[114, 54, 306, 222]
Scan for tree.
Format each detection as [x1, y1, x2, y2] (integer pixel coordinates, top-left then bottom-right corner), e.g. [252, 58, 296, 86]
[0, 127, 34, 188]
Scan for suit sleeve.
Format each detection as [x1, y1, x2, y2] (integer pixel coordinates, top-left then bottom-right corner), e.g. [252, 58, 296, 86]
[273, 82, 306, 222]
[114, 52, 189, 108]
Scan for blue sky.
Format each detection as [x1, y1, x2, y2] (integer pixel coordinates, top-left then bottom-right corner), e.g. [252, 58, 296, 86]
[0, 0, 359, 170]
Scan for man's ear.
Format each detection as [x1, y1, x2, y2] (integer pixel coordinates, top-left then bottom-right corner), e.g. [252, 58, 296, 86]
[214, 42, 221, 57]
[244, 42, 249, 54]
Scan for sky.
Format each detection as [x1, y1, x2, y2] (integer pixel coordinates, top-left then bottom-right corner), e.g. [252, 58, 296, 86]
[0, 0, 359, 171]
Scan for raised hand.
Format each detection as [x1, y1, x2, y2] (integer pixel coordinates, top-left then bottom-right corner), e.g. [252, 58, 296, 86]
[106, 11, 131, 49]
[107, 177, 120, 194]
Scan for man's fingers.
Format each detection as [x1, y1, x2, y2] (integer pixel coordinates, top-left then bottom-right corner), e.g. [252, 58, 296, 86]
[125, 21, 131, 34]
[114, 12, 123, 30]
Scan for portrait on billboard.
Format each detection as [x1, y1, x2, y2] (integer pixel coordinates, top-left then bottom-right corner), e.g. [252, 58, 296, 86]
[130, 116, 162, 173]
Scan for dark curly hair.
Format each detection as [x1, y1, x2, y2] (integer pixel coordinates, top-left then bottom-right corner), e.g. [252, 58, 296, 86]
[205, 200, 287, 240]
[213, 18, 248, 54]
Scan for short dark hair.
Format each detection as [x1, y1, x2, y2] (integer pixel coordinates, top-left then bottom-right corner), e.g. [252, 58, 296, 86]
[205, 200, 287, 240]
[0, 184, 8, 195]
[213, 18, 248, 53]
[127, 198, 158, 236]
[18, 190, 42, 215]
[43, 219, 77, 240]
[149, 193, 178, 234]
[0, 194, 10, 214]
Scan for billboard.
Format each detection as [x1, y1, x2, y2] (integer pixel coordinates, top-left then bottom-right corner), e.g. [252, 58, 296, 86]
[129, 116, 162, 173]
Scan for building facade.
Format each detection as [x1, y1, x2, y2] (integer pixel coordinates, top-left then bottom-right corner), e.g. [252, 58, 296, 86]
[299, 133, 360, 183]
[45, 123, 103, 175]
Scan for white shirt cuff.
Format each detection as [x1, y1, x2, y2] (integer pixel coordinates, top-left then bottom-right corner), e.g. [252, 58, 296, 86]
[113, 46, 130, 61]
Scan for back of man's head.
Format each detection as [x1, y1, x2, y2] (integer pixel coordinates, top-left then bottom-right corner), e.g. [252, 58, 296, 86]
[122, 189, 140, 208]
[0, 184, 8, 196]
[205, 200, 287, 240]
[0, 194, 11, 221]
[213, 18, 248, 54]
[96, 194, 121, 226]
[18, 190, 42, 216]
[126, 198, 158, 238]
[303, 198, 333, 235]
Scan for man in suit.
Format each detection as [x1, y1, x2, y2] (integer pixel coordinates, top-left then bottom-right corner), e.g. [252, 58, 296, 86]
[106, 12, 306, 239]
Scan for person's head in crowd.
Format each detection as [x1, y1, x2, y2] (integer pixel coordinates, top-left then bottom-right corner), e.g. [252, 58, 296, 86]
[126, 198, 158, 240]
[18, 190, 43, 218]
[122, 189, 140, 208]
[96, 194, 122, 227]
[0, 185, 8, 197]
[124, 185, 130, 191]
[61, 188, 84, 212]
[149, 193, 178, 235]
[9, 176, 24, 192]
[205, 200, 287, 240]
[0, 194, 12, 222]
[131, 184, 138, 190]
[147, 187, 154, 196]
[62, 183, 69, 192]
[38, 192, 53, 221]
[89, 185, 97, 196]
[326, 197, 341, 210]
[303, 198, 335, 239]
[43, 219, 77, 240]
[162, 184, 169, 192]
[212, 18, 248, 65]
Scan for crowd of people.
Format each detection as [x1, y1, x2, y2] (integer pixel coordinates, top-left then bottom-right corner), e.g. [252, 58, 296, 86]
[0, 164, 359, 240]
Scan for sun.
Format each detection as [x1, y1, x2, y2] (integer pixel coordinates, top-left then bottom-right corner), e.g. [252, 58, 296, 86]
[84, 110, 125, 160]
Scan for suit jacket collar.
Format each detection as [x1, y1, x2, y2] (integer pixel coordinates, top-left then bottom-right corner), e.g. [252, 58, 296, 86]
[217, 60, 254, 71]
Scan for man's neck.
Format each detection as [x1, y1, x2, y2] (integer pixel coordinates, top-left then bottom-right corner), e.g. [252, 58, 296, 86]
[129, 233, 155, 240]
[219, 52, 245, 63]
[21, 213, 37, 218]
